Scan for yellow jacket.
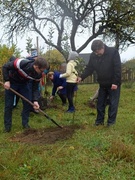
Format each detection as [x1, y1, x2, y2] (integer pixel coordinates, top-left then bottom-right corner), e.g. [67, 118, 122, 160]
[60, 60, 78, 83]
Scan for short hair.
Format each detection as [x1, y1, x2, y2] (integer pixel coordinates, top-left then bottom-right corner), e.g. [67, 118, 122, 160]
[9, 56, 16, 62]
[47, 72, 54, 78]
[91, 40, 104, 52]
[34, 57, 49, 69]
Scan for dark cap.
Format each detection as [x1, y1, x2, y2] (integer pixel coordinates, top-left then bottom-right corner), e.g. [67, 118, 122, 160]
[91, 40, 104, 52]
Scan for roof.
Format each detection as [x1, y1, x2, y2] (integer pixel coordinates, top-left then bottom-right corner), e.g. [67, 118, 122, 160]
[79, 53, 91, 65]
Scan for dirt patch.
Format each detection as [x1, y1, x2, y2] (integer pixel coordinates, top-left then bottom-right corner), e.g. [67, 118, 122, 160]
[10, 124, 81, 145]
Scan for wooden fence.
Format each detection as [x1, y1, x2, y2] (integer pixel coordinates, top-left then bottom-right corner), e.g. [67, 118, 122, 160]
[80, 70, 135, 84]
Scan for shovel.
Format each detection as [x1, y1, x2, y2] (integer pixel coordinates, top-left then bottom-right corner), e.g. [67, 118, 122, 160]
[0, 81, 62, 129]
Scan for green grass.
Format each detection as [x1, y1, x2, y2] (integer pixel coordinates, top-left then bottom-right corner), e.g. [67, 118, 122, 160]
[0, 84, 135, 179]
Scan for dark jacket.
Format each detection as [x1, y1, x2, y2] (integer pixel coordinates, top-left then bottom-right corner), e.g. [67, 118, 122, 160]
[51, 71, 67, 96]
[81, 45, 121, 87]
[2, 57, 42, 101]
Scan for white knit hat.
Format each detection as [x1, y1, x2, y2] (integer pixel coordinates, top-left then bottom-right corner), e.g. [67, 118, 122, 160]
[67, 51, 79, 61]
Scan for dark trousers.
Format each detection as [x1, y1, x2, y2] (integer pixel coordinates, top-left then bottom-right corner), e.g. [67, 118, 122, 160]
[96, 86, 120, 125]
[57, 91, 67, 104]
[66, 82, 77, 108]
[4, 83, 31, 129]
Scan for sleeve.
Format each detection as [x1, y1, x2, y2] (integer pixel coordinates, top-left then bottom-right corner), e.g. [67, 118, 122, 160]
[2, 61, 15, 82]
[112, 50, 121, 85]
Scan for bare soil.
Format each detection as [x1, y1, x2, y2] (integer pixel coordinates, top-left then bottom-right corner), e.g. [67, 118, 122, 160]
[10, 124, 81, 145]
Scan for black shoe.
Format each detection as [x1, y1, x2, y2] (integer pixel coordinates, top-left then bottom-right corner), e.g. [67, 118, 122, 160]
[23, 124, 30, 129]
[66, 109, 75, 113]
[93, 122, 104, 126]
[3, 128, 11, 133]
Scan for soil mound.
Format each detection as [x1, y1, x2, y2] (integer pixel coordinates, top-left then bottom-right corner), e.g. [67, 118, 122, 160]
[10, 124, 81, 145]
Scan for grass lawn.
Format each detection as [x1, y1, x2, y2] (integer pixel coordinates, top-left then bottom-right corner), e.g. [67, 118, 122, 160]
[0, 83, 135, 180]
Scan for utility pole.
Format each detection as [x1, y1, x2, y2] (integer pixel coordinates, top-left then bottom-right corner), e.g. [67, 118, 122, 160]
[30, 36, 39, 57]
[36, 36, 39, 56]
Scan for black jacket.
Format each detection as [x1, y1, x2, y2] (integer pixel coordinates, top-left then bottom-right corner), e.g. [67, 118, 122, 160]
[2, 57, 42, 101]
[81, 45, 121, 87]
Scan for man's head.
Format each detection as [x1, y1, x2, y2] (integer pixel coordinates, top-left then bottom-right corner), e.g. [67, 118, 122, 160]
[47, 72, 54, 80]
[33, 57, 49, 74]
[91, 40, 105, 56]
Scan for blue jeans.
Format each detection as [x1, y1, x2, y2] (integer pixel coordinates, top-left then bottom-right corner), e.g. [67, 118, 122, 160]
[96, 86, 120, 125]
[4, 83, 31, 129]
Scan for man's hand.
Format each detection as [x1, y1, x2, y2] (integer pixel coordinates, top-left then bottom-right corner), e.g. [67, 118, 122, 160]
[57, 86, 63, 90]
[76, 77, 82, 83]
[111, 84, 118, 90]
[4, 81, 10, 89]
[33, 101, 40, 110]
[50, 95, 54, 100]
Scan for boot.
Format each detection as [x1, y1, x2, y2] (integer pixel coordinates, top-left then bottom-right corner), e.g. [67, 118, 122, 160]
[66, 106, 75, 113]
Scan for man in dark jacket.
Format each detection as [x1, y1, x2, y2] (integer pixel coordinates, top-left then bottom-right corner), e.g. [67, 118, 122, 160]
[77, 39, 121, 127]
[2, 56, 49, 132]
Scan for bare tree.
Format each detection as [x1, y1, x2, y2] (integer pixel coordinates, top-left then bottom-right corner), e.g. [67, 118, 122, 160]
[0, 0, 135, 58]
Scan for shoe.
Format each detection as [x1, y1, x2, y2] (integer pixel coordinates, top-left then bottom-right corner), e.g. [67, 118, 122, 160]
[93, 122, 104, 126]
[3, 128, 11, 133]
[66, 106, 75, 113]
[66, 109, 75, 113]
[23, 124, 30, 129]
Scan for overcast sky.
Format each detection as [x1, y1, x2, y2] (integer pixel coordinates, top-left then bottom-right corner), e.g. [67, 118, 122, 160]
[18, 36, 135, 62]
[10, 32, 135, 62]
[120, 46, 135, 62]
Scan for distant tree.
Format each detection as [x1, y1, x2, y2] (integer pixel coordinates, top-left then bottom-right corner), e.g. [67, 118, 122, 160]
[61, 32, 71, 60]
[0, 44, 21, 82]
[0, 44, 21, 66]
[47, 27, 54, 52]
[26, 37, 33, 54]
[45, 49, 65, 71]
